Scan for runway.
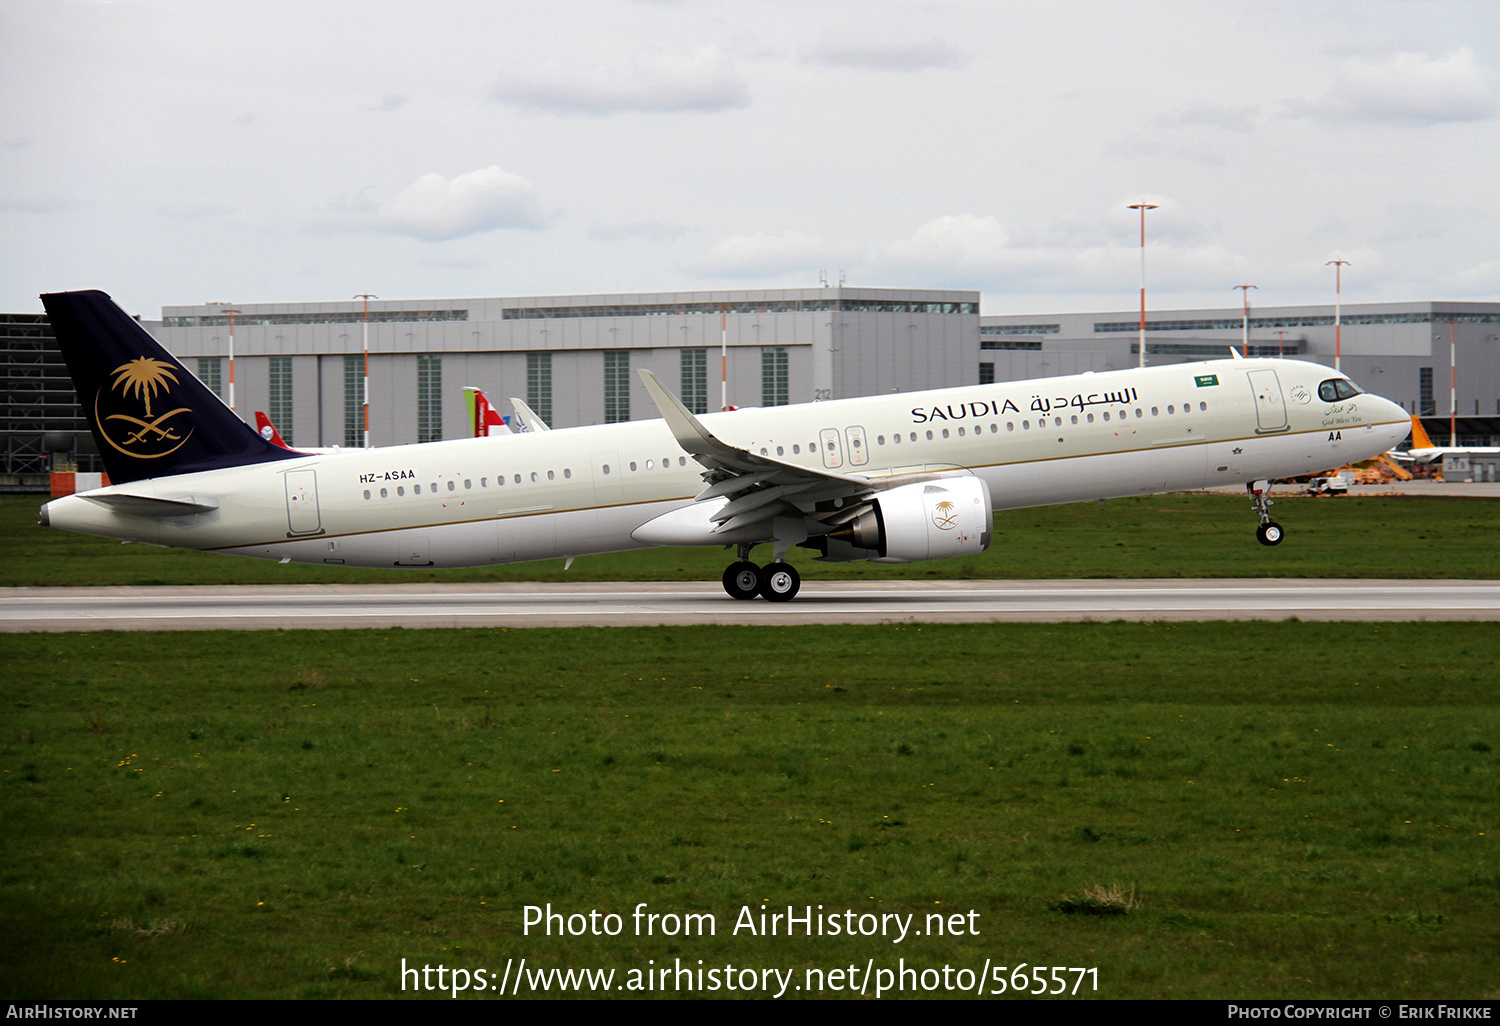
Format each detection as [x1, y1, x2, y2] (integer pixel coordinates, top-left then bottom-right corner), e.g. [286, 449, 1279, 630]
[4, 579, 1499, 631]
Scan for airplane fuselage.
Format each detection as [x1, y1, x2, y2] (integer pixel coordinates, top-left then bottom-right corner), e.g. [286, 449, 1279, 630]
[43, 356, 1411, 570]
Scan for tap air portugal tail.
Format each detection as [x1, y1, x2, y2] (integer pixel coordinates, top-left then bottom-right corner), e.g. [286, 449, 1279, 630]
[464, 387, 512, 437]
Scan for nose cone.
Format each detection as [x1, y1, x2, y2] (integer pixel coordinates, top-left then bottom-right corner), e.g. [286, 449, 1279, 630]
[1365, 391, 1412, 449]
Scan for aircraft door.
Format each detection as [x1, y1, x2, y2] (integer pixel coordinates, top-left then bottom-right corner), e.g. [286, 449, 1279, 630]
[591, 451, 623, 505]
[284, 469, 323, 536]
[1247, 369, 1289, 433]
[819, 428, 844, 469]
[845, 426, 869, 466]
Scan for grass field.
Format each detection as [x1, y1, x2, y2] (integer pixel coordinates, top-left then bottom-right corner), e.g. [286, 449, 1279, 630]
[3, 623, 1497, 999]
[5, 491, 1498, 586]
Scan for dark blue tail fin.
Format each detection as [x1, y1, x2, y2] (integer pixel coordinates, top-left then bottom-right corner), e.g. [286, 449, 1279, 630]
[41, 289, 302, 485]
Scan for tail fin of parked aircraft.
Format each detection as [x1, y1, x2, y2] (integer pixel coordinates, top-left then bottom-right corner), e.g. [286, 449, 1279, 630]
[464, 386, 512, 436]
[1409, 414, 1437, 451]
[254, 411, 297, 450]
[40, 290, 301, 485]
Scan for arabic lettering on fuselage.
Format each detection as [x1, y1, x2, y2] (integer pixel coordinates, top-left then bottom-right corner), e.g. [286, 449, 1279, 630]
[910, 387, 1140, 424]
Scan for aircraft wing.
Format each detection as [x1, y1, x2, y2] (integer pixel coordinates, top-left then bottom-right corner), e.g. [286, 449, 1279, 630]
[637, 369, 876, 535]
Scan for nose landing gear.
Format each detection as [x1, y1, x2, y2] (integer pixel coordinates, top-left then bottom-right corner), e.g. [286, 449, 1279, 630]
[1249, 480, 1284, 546]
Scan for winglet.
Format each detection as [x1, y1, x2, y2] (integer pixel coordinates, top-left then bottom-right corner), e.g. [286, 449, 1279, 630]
[508, 397, 551, 432]
[637, 369, 731, 459]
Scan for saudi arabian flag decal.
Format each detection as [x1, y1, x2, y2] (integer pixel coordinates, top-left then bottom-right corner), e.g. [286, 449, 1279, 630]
[1194, 374, 1219, 387]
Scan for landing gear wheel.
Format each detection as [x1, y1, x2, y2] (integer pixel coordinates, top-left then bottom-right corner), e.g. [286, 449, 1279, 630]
[1256, 521, 1284, 546]
[723, 561, 761, 600]
[757, 562, 801, 602]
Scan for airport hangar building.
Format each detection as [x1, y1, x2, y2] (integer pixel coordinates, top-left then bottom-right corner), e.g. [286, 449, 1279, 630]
[3, 287, 1499, 488]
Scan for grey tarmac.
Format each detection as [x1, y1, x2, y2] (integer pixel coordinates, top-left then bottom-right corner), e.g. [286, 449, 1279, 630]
[3, 579, 1499, 632]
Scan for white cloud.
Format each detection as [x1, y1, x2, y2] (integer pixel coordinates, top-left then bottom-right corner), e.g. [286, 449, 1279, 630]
[325, 166, 551, 242]
[1453, 258, 1500, 296]
[883, 214, 1015, 273]
[870, 212, 1247, 296]
[491, 45, 749, 115]
[693, 230, 842, 279]
[1287, 48, 1497, 125]
[804, 39, 967, 72]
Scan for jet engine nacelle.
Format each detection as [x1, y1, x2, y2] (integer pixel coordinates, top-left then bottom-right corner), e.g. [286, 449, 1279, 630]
[828, 476, 993, 563]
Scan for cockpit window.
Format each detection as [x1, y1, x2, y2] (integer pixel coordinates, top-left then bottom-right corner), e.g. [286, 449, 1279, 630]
[1318, 378, 1363, 402]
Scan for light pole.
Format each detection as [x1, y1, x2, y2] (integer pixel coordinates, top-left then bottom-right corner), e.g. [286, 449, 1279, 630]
[1326, 259, 1350, 372]
[718, 303, 729, 411]
[220, 308, 240, 413]
[354, 294, 376, 447]
[1128, 203, 1157, 368]
[1448, 319, 1457, 447]
[1274, 329, 1289, 357]
[1233, 284, 1257, 350]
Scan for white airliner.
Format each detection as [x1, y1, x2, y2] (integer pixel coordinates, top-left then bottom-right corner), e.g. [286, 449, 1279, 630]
[1404, 414, 1500, 466]
[39, 290, 1411, 601]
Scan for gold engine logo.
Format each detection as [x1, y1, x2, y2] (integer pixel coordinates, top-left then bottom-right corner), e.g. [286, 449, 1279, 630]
[932, 499, 958, 531]
[94, 357, 194, 459]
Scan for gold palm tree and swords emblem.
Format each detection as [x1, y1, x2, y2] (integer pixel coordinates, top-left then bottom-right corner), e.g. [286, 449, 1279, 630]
[94, 357, 195, 458]
[932, 499, 958, 530]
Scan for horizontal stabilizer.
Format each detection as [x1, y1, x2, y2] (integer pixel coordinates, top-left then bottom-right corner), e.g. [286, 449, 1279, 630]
[82, 493, 220, 517]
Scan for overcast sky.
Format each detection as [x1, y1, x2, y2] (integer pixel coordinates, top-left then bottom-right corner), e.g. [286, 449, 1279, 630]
[3, 0, 1497, 319]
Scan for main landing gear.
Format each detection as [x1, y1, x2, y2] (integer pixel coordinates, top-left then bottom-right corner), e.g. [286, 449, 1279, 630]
[722, 546, 801, 602]
[1248, 480, 1284, 546]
